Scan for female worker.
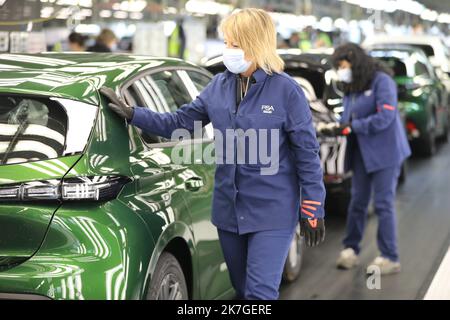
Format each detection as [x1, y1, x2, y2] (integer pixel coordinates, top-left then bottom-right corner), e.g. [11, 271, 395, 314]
[329, 43, 411, 274]
[100, 8, 326, 300]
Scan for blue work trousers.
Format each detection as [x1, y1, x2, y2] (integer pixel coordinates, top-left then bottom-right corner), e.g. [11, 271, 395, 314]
[218, 226, 296, 300]
[343, 145, 401, 261]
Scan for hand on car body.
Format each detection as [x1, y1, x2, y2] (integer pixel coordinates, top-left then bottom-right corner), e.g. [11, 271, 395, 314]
[100, 87, 134, 120]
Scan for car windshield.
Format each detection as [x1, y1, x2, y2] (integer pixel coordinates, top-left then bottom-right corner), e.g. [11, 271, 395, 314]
[0, 95, 67, 165]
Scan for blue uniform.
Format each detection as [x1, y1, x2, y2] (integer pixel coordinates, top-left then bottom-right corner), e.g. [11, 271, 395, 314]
[217, 226, 295, 300]
[130, 69, 325, 231]
[129, 68, 325, 299]
[341, 72, 411, 173]
[340, 71, 411, 261]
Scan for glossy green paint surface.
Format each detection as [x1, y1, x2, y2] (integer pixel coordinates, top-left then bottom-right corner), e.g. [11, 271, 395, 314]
[179, 142, 233, 299]
[0, 200, 154, 299]
[0, 53, 233, 299]
[0, 52, 196, 105]
[0, 156, 81, 266]
[0, 155, 81, 185]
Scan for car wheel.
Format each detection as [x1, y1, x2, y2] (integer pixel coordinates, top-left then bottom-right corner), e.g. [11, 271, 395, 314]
[282, 223, 305, 282]
[147, 252, 188, 300]
[420, 130, 436, 157]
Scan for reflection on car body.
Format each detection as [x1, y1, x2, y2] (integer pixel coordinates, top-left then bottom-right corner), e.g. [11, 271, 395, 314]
[0, 53, 303, 300]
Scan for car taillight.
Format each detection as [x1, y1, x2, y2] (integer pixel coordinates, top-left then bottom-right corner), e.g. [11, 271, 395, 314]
[24, 180, 61, 200]
[0, 176, 131, 203]
[406, 120, 420, 138]
[62, 176, 131, 201]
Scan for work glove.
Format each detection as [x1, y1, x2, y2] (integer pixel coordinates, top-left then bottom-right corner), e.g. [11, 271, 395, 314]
[99, 87, 134, 121]
[300, 218, 325, 247]
[335, 123, 352, 136]
[317, 122, 352, 137]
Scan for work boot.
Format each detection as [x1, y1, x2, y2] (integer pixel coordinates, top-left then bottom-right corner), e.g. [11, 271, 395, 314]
[367, 256, 401, 275]
[336, 248, 359, 269]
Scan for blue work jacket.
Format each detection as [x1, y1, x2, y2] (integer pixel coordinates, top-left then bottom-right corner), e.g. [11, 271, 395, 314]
[341, 71, 411, 173]
[130, 69, 325, 234]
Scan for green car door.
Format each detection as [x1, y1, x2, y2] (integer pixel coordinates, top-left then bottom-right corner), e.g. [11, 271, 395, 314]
[170, 68, 235, 299]
[119, 67, 234, 299]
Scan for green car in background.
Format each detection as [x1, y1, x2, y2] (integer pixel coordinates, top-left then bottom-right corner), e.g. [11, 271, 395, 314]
[369, 46, 449, 156]
[0, 53, 303, 300]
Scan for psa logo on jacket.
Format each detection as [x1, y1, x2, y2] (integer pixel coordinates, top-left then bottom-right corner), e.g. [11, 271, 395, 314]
[261, 105, 274, 114]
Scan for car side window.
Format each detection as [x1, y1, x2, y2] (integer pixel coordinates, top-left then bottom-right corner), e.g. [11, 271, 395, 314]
[123, 83, 140, 108]
[150, 70, 205, 140]
[184, 70, 214, 140]
[123, 69, 198, 145]
[150, 70, 192, 112]
[186, 70, 211, 92]
[123, 80, 163, 144]
[415, 61, 430, 78]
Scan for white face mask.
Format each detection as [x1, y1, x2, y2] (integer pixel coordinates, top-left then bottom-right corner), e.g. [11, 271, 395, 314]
[222, 48, 252, 74]
[337, 68, 352, 83]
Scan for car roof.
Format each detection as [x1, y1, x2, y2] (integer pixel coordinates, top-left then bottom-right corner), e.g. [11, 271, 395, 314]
[364, 34, 443, 45]
[0, 52, 197, 105]
[362, 34, 448, 59]
[368, 45, 429, 59]
[277, 48, 335, 55]
[368, 44, 419, 52]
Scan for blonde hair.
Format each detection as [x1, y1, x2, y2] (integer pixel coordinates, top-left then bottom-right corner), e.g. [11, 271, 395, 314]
[220, 8, 284, 74]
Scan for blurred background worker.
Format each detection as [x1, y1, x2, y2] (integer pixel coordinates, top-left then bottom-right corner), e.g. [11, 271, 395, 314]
[327, 43, 411, 275]
[68, 32, 86, 52]
[299, 28, 313, 50]
[288, 32, 301, 48]
[314, 31, 332, 48]
[168, 18, 186, 59]
[87, 28, 117, 53]
[412, 21, 425, 35]
[287, 29, 313, 51]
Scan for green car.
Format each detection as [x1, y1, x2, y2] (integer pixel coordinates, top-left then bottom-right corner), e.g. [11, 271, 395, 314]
[369, 46, 449, 156]
[0, 53, 303, 300]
